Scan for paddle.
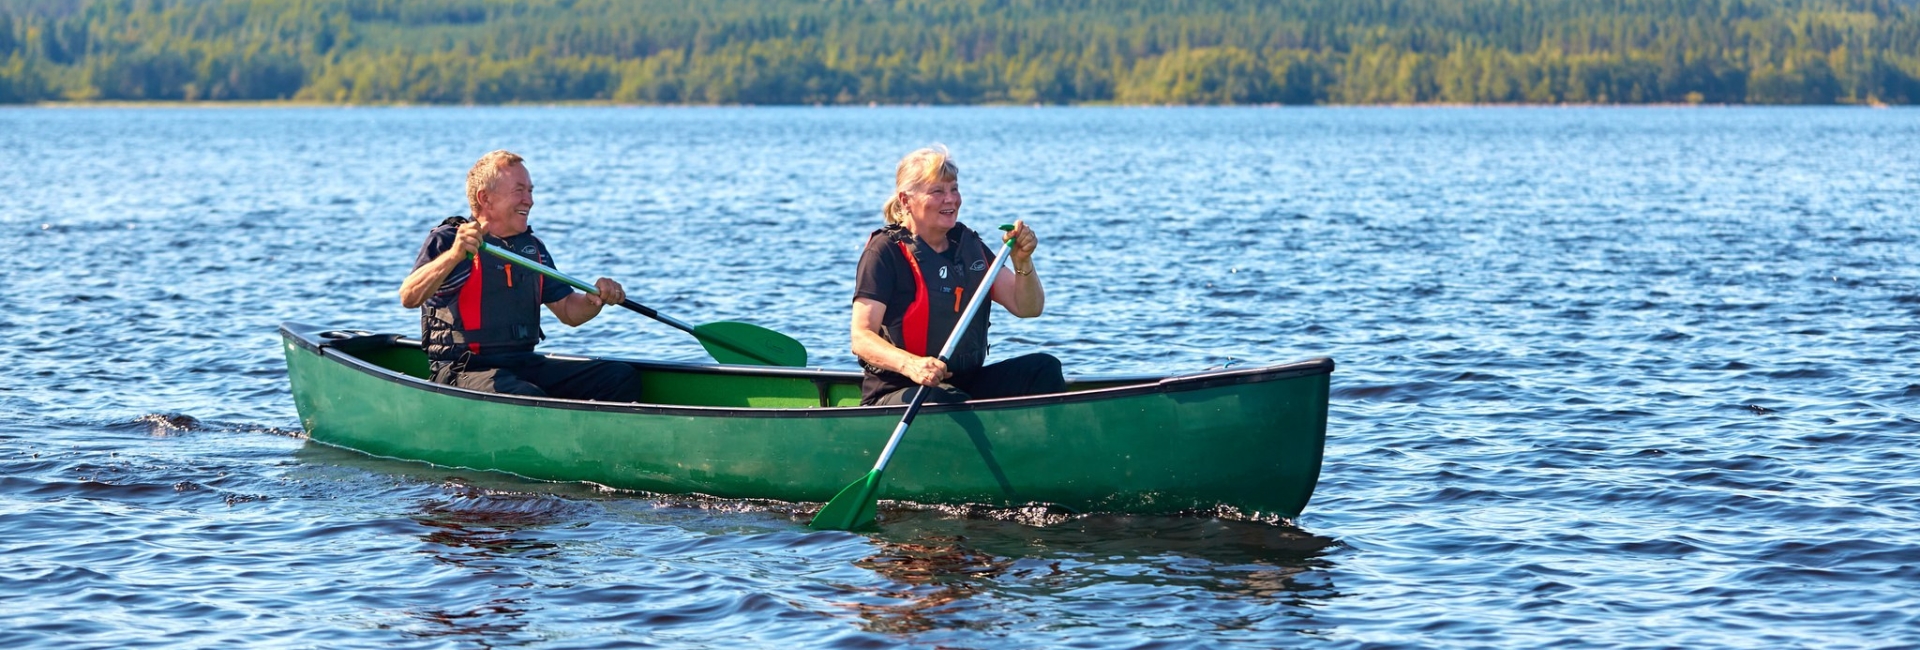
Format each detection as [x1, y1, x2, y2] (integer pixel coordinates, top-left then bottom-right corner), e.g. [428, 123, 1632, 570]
[812, 224, 1017, 531]
[478, 242, 808, 367]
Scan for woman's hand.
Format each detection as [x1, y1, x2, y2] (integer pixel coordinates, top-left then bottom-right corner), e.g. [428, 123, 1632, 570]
[1005, 219, 1038, 265]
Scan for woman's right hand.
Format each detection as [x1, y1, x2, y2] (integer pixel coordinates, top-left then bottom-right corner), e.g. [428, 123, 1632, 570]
[901, 356, 950, 387]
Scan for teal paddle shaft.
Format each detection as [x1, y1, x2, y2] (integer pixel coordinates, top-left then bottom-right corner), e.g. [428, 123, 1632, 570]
[477, 242, 806, 367]
[479, 242, 694, 329]
[812, 225, 1017, 530]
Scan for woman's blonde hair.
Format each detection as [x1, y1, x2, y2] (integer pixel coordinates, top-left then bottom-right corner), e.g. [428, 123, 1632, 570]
[881, 144, 959, 226]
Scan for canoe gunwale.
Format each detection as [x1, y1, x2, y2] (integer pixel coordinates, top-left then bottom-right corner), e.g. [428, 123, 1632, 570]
[281, 321, 1334, 419]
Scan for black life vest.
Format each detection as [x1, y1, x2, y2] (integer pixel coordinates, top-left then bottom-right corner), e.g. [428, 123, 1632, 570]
[871, 223, 994, 376]
[420, 216, 550, 362]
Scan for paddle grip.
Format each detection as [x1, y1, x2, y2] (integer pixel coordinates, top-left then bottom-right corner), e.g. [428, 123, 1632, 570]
[619, 299, 661, 319]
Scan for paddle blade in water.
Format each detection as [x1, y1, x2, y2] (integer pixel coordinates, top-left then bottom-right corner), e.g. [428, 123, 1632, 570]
[810, 470, 882, 531]
[691, 321, 808, 367]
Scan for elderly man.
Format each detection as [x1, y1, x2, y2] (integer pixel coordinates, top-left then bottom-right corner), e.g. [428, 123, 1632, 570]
[398, 150, 642, 402]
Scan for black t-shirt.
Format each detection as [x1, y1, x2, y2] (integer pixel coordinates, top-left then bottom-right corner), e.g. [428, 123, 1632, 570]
[413, 222, 574, 308]
[852, 228, 995, 328]
[853, 225, 1004, 402]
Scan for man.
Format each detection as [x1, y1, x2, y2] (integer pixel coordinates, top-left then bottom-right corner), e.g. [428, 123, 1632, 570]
[398, 150, 642, 402]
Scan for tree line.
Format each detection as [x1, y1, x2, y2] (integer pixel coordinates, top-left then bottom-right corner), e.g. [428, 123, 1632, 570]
[2, 0, 1917, 105]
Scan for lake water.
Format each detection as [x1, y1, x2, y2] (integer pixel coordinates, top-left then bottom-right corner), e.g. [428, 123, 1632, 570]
[2, 106, 1916, 648]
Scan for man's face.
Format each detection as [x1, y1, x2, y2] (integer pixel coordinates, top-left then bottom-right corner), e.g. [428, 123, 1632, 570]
[480, 164, 534, 236]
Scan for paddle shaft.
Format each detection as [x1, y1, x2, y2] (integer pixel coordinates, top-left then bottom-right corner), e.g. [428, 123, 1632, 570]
[476, 241, 782, 364]
[809, 225, 1020, 530]
[867, 233, 1017, 473]
[477, 241, 691, 326]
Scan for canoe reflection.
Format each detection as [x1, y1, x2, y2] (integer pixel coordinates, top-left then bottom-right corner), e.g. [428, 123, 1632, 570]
[841, 510, 1342, 635]
[849, 535, 1011, 634]
[405, 599, 531, 641]
[402, 484, 573, 641]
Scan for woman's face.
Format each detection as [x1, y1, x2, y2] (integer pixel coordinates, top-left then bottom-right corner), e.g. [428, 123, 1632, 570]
[901, 180, 962, 235]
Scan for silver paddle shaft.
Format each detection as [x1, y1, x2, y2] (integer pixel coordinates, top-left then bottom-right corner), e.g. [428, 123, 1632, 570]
[870, 234, 1016, 471]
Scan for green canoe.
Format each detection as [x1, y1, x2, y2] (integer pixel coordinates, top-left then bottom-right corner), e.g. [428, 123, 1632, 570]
[280, 322, 1334, 520]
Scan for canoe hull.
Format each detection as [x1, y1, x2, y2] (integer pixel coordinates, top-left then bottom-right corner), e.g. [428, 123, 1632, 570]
[281, 323, 1331, 519]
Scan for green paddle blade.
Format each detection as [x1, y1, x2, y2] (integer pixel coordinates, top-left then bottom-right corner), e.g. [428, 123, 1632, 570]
[691, 321, 808, 367]
[811, 470, 882, 531]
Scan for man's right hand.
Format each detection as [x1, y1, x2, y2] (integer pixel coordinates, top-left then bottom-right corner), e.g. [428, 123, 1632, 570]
[450, 219, 484, 259]
[402, 220, 487, 309]
[902, 356, 951, 387]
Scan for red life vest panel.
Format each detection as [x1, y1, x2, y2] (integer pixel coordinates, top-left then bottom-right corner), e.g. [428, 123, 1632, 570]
[870, 223, 994, 374]
[420, 217, 550, 362]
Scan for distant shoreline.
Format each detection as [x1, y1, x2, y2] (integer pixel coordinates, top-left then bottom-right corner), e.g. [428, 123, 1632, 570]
[8, 1, 1912, 110]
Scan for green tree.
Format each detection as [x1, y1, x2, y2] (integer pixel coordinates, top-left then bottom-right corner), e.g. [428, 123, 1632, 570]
[2, 0, 1918, 105]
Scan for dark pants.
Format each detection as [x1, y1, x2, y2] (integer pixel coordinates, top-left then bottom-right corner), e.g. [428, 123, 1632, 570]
[431, 352, 643, 403]
[867, 353, 1066, 406]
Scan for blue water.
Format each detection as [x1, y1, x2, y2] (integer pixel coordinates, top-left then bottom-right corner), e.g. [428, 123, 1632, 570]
[2, 106, 1917, 648]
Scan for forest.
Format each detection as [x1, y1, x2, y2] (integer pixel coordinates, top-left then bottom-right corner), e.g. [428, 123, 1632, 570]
[1, 0, 1916, 105]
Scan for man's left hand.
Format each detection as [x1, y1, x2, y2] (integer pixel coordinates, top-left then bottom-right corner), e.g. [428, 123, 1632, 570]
[593, 278, 626, 306]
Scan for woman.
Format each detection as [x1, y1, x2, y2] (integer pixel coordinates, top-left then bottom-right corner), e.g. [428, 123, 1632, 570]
[851, 145, 1064, 406]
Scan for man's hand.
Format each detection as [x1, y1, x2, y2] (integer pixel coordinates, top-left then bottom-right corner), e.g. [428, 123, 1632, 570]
[591, 277, 625, 307]
[449, 219, 484, 260]
[901, 356, 950, 387]
[403, 220, 486, 309]
[548, 277, 622, 327]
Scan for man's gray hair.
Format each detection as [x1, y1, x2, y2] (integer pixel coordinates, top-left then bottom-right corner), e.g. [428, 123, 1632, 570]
[467, 150, 525, 217]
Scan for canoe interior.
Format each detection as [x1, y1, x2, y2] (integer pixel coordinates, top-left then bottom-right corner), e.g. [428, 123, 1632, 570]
[318, 329, 1164, 409]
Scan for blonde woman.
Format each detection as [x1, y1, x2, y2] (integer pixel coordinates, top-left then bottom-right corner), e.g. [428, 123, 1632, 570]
[850, 145, 1062, 406]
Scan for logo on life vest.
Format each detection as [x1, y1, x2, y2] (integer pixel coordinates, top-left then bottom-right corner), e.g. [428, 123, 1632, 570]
[970, 260, 987, 271]
[939, 266, 949, 279]
[521, 245, 538, 256]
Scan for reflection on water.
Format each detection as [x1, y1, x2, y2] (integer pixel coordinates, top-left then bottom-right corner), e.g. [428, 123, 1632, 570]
[292, 440, 1349, 641]
[408, 599, 531, 644]
[408, 494, 552, 640]
[837, 508, 1343, 637]
[849, 535, 1012, 635]
[402, 486, 580, 643]
[887, 508, 1342, 568]
[413, 484, 567, 568]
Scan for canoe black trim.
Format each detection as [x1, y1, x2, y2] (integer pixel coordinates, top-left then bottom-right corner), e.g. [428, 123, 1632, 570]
[281, 321, 1333, 420]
